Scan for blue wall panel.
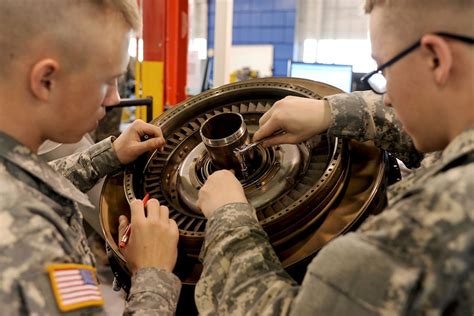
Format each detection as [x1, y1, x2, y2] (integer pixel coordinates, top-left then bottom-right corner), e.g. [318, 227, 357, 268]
[208, 0, 296, 78]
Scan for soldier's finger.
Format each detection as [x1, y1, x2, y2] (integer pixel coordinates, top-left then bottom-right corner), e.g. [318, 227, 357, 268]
[146, 199, 160, 221]
[138, 137, 165, 153]
[169, 219, 179, 237]
[196, 194, 203, 211]
[118, 215, 129, 240]
[130, 199, 146, 223]
[260, 133, 295, 147]
[253, 118, 282, 145]
[257, 107, 275, 132]
[140, 124, 165, 146]
[159, 205, 170, 222]
[146, 124, 164, 139]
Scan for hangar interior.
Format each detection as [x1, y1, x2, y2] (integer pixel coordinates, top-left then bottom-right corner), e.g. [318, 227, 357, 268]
[9, 0, 471, 315]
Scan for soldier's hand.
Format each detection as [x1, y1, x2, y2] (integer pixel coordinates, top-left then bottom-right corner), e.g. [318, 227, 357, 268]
[253, 96, 331, 146]
[113, 119, 165, 164]
[197, 170, 248, 218]
[118, 199, 179, 274]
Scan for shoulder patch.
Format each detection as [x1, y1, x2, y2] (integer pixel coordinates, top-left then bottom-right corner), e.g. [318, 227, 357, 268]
[46, 263, 104, 312]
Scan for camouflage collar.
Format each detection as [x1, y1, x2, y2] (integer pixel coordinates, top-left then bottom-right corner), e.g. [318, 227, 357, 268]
[0, 132, 93, 208]
[440, 125, 474, 165]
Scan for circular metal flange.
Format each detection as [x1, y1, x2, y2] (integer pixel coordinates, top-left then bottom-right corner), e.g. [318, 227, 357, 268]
[99, 78, 387, 286]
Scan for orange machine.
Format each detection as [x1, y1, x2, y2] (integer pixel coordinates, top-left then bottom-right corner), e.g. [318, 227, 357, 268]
[135, 0, 188, 119]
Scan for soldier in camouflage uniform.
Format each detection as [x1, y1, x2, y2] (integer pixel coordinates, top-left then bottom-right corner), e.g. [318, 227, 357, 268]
[0, 1, 181, 315]
[195, 0, 473, 315]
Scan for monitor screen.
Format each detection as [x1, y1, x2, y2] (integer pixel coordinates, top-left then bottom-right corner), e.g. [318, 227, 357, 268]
[288, 61, 353, 92]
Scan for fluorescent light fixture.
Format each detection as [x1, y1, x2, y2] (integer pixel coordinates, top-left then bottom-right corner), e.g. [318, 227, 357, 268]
[138, 38, 144, 62]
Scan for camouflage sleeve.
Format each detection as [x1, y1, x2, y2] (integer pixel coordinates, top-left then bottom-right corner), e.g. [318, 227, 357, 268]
[124, 268, 181, 316]
[197, 164, 474, 315]
[289, 233, 424, 315]
[355, 163, 474, 314]
[48, 137, 122, 192]
[325, 91, 423, 168]
[196, 203, 300, 315]
[0, 204, 106, 315]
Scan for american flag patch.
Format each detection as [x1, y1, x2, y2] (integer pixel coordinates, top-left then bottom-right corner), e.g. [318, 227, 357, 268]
[46, 263, 104, 312]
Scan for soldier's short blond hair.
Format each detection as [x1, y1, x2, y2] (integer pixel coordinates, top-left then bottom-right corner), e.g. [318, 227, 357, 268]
[0, 0, 140, 77]
[362, 0, 473, 45]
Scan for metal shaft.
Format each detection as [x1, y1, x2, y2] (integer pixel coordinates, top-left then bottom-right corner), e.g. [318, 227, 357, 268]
[200, 112, 251, 175]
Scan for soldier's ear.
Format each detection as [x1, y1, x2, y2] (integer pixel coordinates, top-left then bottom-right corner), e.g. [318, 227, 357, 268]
[30, 59, 60, 102]
[420, 34, 453, 86]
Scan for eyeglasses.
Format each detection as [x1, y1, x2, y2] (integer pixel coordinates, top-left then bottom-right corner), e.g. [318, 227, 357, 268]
[361, 32, 474, 94]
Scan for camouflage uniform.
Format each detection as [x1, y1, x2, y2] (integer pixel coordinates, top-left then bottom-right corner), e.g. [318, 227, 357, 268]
[0, 132, 181, 315]
[195, 91, 473, 315]
[327, 91, 424, 168]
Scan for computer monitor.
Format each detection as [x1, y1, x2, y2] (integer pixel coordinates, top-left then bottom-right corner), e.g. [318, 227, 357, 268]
[288, 61, 353, 92]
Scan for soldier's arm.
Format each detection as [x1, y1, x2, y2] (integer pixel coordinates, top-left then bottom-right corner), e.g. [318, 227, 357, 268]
[124, 268, 181, 316]
[196, 203, 300, 315]
[48, 137, 122, 192]
[325, 91, 423, 168]
[196, 167, 474, 315]
[195, 203, 426, 315]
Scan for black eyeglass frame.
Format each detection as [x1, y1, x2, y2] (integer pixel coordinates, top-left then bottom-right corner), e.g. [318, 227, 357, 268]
[361, 32, 474, 94]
